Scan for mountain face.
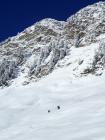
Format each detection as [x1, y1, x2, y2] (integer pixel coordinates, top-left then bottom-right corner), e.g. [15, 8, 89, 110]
[0, 1, 105, 87]
[65, 1, 105, 45]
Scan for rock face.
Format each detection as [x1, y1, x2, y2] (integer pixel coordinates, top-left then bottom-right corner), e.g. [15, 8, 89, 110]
[0, 1, 105, 86]
[65, 2, 105, 46]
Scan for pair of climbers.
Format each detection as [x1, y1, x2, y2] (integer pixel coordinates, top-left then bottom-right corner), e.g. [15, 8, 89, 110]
[48, 105, 60, 113]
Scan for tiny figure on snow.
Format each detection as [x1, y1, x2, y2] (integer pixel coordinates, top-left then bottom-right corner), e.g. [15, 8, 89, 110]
[48, 110, 51, 113]
[57, 106, 60, 110]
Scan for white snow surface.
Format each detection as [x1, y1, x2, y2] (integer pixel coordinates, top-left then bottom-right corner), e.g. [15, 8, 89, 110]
[0, 66, 105, 140]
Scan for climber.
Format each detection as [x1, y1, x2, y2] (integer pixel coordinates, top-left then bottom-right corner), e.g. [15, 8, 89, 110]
[48, 110, 51, 113]
[57, 105, 60, 110]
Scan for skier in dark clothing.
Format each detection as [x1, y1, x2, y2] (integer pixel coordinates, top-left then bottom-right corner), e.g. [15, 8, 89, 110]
[48, 110, 51, 113]
[57, 106, 60, 110]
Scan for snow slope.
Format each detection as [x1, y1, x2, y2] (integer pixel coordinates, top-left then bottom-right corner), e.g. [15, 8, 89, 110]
[0, 67, 105, 140]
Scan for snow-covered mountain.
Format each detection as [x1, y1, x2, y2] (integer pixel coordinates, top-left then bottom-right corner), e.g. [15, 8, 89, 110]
[0, 1, 105, 140]
[0, 2, 105, 87]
